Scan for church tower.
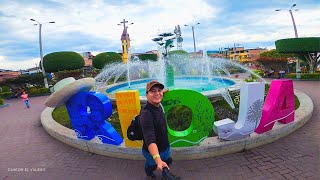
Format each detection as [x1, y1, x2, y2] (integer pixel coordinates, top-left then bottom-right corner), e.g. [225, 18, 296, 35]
[121, 27, 130, 63]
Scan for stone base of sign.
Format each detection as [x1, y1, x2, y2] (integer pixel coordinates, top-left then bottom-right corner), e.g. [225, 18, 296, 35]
[41, 89, 313, 160]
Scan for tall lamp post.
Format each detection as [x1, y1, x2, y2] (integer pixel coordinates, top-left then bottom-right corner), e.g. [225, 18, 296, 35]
[275, 4, 300, 78]
[30, 19, 55, 88]
[275, 4, 299, 38]
[184, 22, 200, 53]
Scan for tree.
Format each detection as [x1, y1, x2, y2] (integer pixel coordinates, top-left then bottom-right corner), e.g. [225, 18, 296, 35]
[92, 52, 122, 69]
[259, 49, 295, 59]
[256, 57, 288, 74]
[43, 51, 84, 72]
[275, 37, 320, 73]
[257, 49, 297, 73]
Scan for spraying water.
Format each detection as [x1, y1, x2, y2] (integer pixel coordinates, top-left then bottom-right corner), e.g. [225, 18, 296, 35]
[94, 51, 266, 109]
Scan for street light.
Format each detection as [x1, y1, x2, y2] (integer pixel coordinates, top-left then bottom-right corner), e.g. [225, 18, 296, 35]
[275, 4, 299, 38]
[275, 4, 300, 78]
[30, 18, 55, 88]
[184, 22, 200, 53]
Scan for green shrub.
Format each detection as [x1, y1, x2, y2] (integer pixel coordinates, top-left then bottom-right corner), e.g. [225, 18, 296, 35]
[55, 69, 83, 81]
[0, 92, 13, 99]
[92, 52, 122, 69]
[229, 68, 242, 74]
[0, 98, 4, 105]
[252, 70, 264, 77]
[245, 70, 264, 82]
[300, 73, 319, 79]
[285, 73, 320, 79]
[168, 50, 188, 56]
[137, 54, 158, 61]
[28, 87, 50, 96]
[244, 78, 255, 82]
[0, 86, 11, 92]
[43, 51, 84, 72]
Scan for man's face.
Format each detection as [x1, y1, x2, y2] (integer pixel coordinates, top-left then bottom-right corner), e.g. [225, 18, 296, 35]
[146, 86, 163, 106]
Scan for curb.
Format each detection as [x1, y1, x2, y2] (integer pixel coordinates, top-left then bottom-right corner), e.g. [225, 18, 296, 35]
[41, 89, 313, 160]
[0, 104, 9, 108]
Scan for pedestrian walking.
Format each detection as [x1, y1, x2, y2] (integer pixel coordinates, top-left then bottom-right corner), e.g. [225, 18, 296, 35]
[21, 91, 30, 108]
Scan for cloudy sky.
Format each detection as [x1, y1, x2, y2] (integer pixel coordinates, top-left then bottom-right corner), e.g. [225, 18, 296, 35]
[0, 0, 319, 70]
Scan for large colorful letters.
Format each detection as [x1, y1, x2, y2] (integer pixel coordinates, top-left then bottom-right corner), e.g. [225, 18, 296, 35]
[66, 92, 123, 145]
[115, 90, 142, 147]
[255, 79, 295, 134]
[214, 82, 265, 140]
[64, 79, 295, 146]
[162, 89, 214, 147]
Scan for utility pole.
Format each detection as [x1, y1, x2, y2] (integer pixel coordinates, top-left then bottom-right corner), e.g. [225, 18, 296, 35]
[30, 19, 55, 88]
[275, 4, 300, 78]
[184, 23, 200, 53]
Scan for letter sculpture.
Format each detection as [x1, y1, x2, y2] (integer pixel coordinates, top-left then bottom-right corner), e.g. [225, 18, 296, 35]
[255, 79, 295, 134]
[162, 89, 214, 147]
[115, 90, 142, 147]
[214, 82, 265, 140]
[66, 92, 123, 145]
[45, 77, 123, 146]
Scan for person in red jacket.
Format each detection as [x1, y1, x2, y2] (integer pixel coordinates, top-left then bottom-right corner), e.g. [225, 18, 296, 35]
[21, 91, 30, 108]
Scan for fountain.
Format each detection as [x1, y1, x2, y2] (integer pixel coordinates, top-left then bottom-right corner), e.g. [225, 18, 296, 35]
[94, 32, 266, 108]
[41, 28, 314, 159]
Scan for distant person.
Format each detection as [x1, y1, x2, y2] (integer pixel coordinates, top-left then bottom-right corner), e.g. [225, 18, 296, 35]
[47, 73, 53, 80]
[278, 70, 285, 79]
[269, 69, 275, 77]
[21, 91, 30, 108]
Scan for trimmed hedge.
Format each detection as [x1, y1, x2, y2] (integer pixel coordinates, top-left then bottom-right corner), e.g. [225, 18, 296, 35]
[43, 51, 84, 72]
[0, 98, 3, 105]
[0, 73, 45, 88]
[275, 37, 320, 53]
[137, 54, 158, 61]
[0, 92, 13, 99]
[28, 87, 50, 96]
[285, 73, 320, 79]
[55, 69, 83, 81]
[0, 86, 11, 92]
[92, 52, 122, 69]
[168, 50, 188, 55]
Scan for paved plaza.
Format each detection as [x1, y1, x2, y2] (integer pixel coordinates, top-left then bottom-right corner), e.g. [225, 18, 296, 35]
[0, 80, 319, 180]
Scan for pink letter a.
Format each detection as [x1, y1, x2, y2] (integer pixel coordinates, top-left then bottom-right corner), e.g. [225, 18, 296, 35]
[255, 79, 295, 134]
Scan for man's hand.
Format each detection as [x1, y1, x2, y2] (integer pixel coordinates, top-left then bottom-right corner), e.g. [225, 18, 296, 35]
[156, 160, 169, 171]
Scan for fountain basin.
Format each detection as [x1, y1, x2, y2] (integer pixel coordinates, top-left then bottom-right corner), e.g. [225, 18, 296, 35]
[41, 89, 313, 160]
[102, 76, 242, 102]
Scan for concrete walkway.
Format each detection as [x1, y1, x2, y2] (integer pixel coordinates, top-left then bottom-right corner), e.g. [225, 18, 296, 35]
[0, 80, 319, 180]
